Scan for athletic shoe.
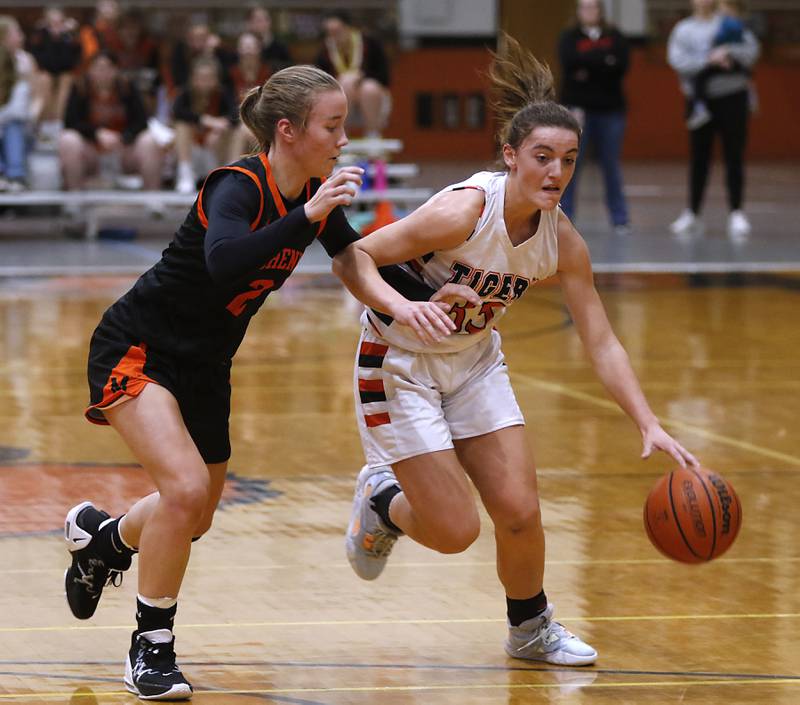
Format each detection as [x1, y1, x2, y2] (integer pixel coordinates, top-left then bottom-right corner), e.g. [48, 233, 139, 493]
[64, 501, 130, 620]
[175, 162, 196, 195]
[345, 465, 400, 581]
[125, 629, 193, 701]
[727, 210, 751, 242]
[669, 209, 703, 239]
[504, 604, 598, 666]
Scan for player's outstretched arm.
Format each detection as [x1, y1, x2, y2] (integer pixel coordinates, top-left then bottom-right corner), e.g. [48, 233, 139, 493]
[556, 216, 698, 468]
[332, 189, 484, 345]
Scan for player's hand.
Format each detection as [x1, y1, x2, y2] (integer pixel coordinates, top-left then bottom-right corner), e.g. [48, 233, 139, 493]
[304, 167, 364, 223]
[640, 423, 699, 469]
[390, 300, 457, 346]
[430, 283, 482, 312]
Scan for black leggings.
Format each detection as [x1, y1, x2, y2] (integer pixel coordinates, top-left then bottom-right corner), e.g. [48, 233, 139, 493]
[688, 90, 749, 213]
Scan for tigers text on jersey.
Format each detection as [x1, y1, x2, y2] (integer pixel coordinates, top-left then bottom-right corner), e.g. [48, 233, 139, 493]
[362, 171, 561, 353]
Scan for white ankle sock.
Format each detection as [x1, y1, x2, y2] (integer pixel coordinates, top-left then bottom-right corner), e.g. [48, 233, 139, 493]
[137, 594, 177, 610]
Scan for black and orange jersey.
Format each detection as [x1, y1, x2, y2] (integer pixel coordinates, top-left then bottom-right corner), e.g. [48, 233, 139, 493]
[100, 152, 433, 363]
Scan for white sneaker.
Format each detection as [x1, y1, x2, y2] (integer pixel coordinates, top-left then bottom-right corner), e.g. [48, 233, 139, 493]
[670, 209, 702, 238]
[175, 162, 196, 195]
[505, 604, 597, 666]
[727, 210, 751, 242]
[345, 465, 400, 581]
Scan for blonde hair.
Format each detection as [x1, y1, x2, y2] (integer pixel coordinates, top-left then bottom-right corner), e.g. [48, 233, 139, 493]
[239, 64, 340, 151]
[0, 39, 15, 107]
[488, 34, 580, 155]
[0, 15, 16, 45]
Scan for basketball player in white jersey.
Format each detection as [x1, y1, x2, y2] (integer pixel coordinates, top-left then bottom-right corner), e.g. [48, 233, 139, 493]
[333, 35, 698, 666]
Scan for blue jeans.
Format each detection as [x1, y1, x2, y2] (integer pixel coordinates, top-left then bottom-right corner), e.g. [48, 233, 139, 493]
[0, 120, 28, 180]
[560, 110, 628, 227]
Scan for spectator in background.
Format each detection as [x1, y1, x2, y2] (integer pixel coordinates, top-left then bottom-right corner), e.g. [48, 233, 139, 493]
[27, 6, 82, 127]
[0, 16, 42, 125]
[316, 11, 390, 138]
[558, 0, 630, 235]
[115, 8, 160, 116]
[668, 0, 759, 241]
[685, 0, 751, 130]
[58, 51, 163, 190]
[79, 0, 121, 67]
[228, 32, 270, 160]
[0, 44, 32, 191]
[165, 21, 230, 101]
[245, 7, 291, 72]
[172, 56, 238, 193]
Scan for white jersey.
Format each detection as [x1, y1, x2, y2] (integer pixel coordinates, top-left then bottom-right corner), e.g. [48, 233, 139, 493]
[361, 170, 561, 353]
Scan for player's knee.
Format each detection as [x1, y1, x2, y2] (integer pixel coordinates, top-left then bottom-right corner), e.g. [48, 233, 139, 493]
[432, 517, 480, 554]
[497, 499, 542, 535]
[161, 482, 210, 525]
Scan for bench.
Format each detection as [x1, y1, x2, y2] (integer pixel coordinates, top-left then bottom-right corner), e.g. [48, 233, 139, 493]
[0, 186, 432, 239]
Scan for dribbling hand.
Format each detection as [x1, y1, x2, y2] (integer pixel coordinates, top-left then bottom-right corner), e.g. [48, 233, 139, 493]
[640, 422, 699, 469]
[304, 167, 364, 223]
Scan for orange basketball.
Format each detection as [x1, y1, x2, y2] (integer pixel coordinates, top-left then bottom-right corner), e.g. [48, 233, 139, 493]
[643, 466, 742, 564]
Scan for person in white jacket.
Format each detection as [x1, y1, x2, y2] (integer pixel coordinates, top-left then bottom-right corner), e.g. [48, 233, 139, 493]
[667, 0, 760, 241]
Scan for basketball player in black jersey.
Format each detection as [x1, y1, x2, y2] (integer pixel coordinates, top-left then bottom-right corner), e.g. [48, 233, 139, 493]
[62, 65, 467, 701]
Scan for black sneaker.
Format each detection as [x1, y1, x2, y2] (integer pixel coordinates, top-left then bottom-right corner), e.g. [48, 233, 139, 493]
[125, 630, 193, 701]
[64, 501, 131, 619]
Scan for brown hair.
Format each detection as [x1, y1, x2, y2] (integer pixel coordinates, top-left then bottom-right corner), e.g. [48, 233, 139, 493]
[488, 33, 580, 158]
[239, 64, 340, 151]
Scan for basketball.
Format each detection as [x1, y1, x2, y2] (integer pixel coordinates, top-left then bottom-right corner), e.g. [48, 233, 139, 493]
[644, 467, 742, 563]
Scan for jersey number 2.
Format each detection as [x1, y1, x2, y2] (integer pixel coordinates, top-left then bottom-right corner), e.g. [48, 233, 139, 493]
[226, 279, 275, 316]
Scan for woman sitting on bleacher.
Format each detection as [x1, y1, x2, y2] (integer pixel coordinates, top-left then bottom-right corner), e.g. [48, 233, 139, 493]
[172, 56, 238, 194]
[0, 43, 31, 192]
[227, 32, 272, 163]
[316, 11, 391, 138]
[58, 51, 163, 190]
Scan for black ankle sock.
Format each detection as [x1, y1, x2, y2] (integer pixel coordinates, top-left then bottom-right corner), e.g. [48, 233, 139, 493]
[506, 590, 548, 627]
[97, 516, 136, 566]
[136, 599, 177, 635]
[369, 484, 402, 534]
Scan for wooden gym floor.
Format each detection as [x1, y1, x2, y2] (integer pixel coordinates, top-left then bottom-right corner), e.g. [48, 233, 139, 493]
[0, 269, 798, 704]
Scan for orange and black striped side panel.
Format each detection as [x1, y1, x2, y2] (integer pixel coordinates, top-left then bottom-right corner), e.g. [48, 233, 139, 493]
[85, 343, 157, 425]
[358, 340, 391, 428]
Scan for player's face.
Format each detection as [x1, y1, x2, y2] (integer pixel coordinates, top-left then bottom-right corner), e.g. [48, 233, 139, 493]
[296, 88, 349, 178]
[504, 126, 579, 211]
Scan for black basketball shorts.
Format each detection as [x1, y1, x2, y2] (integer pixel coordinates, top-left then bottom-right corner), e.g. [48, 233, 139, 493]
[85, 318, 232, 464]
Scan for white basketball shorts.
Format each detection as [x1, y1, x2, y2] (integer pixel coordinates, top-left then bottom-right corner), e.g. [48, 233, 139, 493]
[353, 326, 525, 468]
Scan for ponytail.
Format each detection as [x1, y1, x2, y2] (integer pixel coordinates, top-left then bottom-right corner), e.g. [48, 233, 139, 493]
[488, 33, 580, 153]
[239, 64, 340, 152]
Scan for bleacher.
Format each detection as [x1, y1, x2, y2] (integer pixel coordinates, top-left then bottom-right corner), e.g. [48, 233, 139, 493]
[4, 138, 432, 239]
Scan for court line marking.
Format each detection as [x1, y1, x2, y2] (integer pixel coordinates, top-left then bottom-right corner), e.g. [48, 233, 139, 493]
[2, 555, 799, 576]
[2, 677, 800, 699]
[513, 373, 800, 467]
[5, 660, 798, 683]
[2, 612, 799, 634]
